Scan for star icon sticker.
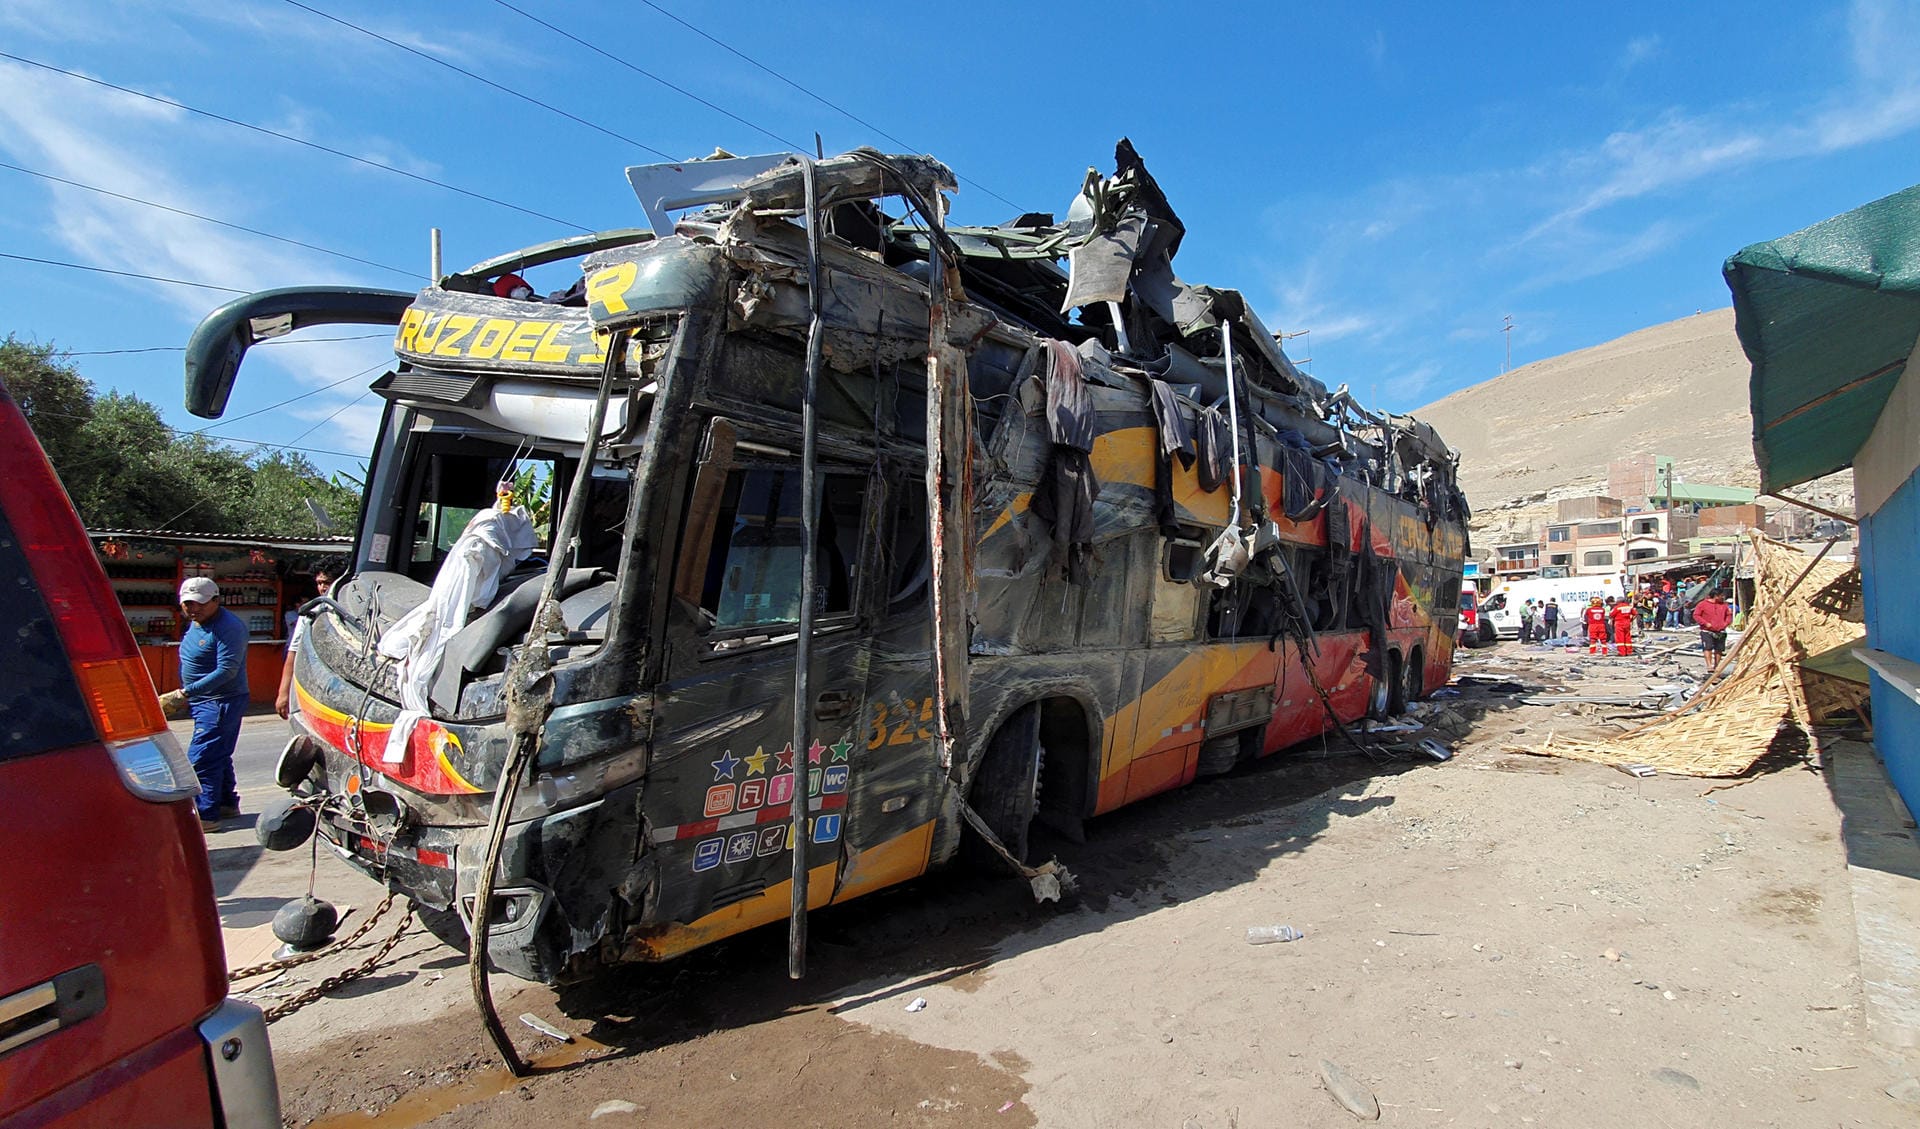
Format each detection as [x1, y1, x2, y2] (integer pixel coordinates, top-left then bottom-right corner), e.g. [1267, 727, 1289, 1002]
[742, 746, 770, 776]
[773, 742, 795, 772]
[808, 739, 827, 765]
[710, 750, 741, 781]
[829, 737, 853, 763]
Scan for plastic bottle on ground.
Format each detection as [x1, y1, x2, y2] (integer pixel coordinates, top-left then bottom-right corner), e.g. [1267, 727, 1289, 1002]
[1245, 924, 1304, 945]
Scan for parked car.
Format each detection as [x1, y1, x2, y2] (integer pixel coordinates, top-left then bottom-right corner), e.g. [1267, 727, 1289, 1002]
[0, 383, 280, 1126]
[1458, 587, 1495, 647]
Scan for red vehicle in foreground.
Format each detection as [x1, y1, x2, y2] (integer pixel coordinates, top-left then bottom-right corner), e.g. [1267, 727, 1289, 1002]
[0, 383, 279, 1127]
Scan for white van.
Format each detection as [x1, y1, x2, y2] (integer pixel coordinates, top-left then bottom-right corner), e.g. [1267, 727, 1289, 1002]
[1482, 574, 1626, 640]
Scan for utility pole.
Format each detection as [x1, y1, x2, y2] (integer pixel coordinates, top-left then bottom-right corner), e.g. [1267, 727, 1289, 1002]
[1502, 314, 1514, 373]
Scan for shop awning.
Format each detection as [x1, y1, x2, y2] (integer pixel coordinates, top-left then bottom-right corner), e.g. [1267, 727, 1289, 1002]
[1723, 183, 1920, 492]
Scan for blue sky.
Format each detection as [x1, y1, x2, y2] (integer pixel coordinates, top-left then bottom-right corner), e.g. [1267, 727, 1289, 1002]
[3, 0, 1917, 476]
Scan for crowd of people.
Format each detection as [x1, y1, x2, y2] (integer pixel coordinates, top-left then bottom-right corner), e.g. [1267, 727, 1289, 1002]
[1509, 573, 1737, 671]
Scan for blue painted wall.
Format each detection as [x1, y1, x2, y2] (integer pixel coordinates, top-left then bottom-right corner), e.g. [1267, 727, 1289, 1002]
[1861, 463, 1920, 815]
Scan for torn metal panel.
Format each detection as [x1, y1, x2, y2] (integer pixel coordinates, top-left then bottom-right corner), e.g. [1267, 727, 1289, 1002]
[737, 150, 957, 217]
[1061, 213, 1146, 312]
[223, 140, 1474, 993]
[624, 152, 793, 236]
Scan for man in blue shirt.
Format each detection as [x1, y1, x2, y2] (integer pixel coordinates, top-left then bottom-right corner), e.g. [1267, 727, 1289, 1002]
[165, 577, 251, 824]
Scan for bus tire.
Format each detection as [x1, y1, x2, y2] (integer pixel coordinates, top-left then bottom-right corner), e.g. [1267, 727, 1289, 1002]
[1385, 650, 1409, 717]
[965, 704, 1043, 869]
[1367, 652, 1397, 720]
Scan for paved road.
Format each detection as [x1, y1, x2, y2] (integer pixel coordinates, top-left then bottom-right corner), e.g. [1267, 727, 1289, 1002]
[169, 707, 388, 933]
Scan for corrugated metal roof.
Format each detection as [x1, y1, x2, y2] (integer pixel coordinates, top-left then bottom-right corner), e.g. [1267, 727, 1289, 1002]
[88, 528, 352, 552]
[1724, 183, 1920, 492]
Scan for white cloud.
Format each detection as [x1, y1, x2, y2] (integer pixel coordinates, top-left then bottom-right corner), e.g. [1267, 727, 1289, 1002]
[1260, 263, 1378, 346]
[0, 58, 395, 459]
[1516, 218, 1688, 291]
[1524, 1, 1920, 247]
[1618, 34, 1662, 71]
[1386, 362, 1441, 403]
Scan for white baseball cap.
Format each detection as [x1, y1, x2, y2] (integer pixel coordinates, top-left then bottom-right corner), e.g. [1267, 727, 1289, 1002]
[179, 577, 220, 604]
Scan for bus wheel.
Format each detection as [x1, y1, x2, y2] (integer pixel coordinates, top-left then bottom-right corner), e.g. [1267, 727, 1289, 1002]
[1367, 652, 1397, 720]
[965, 704, 1042, 869]
[1387, 650, 1411, 716]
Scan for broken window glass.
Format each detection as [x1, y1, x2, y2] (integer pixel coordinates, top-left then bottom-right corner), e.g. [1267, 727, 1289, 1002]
[699, 466, 863, 632]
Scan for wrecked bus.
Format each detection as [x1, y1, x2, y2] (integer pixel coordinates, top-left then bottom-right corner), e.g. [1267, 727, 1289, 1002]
[185, 144, 1469, 988]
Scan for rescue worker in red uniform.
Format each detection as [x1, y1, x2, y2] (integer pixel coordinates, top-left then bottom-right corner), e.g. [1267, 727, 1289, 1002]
[1611, 594, 1637, 656]
[1585, 597, 1608, 654]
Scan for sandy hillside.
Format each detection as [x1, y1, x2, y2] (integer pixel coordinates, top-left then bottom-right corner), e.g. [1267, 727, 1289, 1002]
[1414, 309, 1762, 544]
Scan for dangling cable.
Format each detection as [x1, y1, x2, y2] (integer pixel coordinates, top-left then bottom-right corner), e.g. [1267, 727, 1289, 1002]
[469, 330, 628, 1076]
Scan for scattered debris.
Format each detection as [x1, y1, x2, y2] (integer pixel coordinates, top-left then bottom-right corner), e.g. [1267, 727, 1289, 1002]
[516, 1013, 571, 1043]
[1246, 925, 1304, 945]
[591, 1100, 639, 1119]
[905, 997, 928, 1012]
[1650, 1067, 1700, 1090]
[1619, 764, 1657, 778]
[1602, 949, 1621, 962]
[1319, 1059, 1380, 1121]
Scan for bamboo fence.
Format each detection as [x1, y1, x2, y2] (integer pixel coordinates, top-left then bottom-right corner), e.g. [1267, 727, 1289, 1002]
[1508, 533, 1864, 776]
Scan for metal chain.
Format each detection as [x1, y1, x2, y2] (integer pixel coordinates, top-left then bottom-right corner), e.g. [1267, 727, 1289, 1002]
[259, 901, 416, 1024]
[227, 891, 398, 981]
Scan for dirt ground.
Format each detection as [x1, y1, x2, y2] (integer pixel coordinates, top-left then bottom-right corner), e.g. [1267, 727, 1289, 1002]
[261, 632, 1920, 1127]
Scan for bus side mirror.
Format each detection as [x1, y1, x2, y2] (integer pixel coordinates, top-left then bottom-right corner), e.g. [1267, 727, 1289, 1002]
[672, 418, 737, 606]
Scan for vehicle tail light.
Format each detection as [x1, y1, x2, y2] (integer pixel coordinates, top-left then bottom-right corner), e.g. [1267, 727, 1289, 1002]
[0, 392, 171, 750]
[109, 732, 201, 802]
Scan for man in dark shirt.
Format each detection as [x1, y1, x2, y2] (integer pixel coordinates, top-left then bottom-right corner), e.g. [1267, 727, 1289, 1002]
[165, 577, 251, 824]
[1540, 598, 1560, 643]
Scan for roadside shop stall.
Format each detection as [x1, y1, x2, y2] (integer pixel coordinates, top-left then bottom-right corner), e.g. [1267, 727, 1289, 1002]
[89, 528, 351, 706]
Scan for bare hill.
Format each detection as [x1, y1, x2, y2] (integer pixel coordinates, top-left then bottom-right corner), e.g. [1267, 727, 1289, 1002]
[1413, 309, 1761, 544]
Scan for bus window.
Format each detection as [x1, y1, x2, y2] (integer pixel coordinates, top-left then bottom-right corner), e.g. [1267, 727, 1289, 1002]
[699, 466, 863, 634]
[886, 484, 929, 613]
[404, 446, 559, 582]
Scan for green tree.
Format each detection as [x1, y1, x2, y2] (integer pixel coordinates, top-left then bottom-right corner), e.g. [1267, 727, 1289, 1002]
[246, 451, 361, 534]
[0, 336, 94, 471]
[68, 392, 179, 528]
[3, 335, 365, 536]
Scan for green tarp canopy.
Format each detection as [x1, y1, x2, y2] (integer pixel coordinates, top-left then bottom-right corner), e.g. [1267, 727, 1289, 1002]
[1723, 183, 1920, 492]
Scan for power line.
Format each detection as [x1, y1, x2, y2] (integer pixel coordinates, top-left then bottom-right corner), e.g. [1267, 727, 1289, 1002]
[28, 407, 365, 460]
[191, 360, 388, 437]
[282, 0, 677, 160]
[61, 334, 391, 356]
[0, 51, 592, 232]
[632, 0, 1025, 214]
[489, 0, 805, 155]
[284, 389, 370, 447]
[0, 160, 419, 279]
[1, 251, 248, 294]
